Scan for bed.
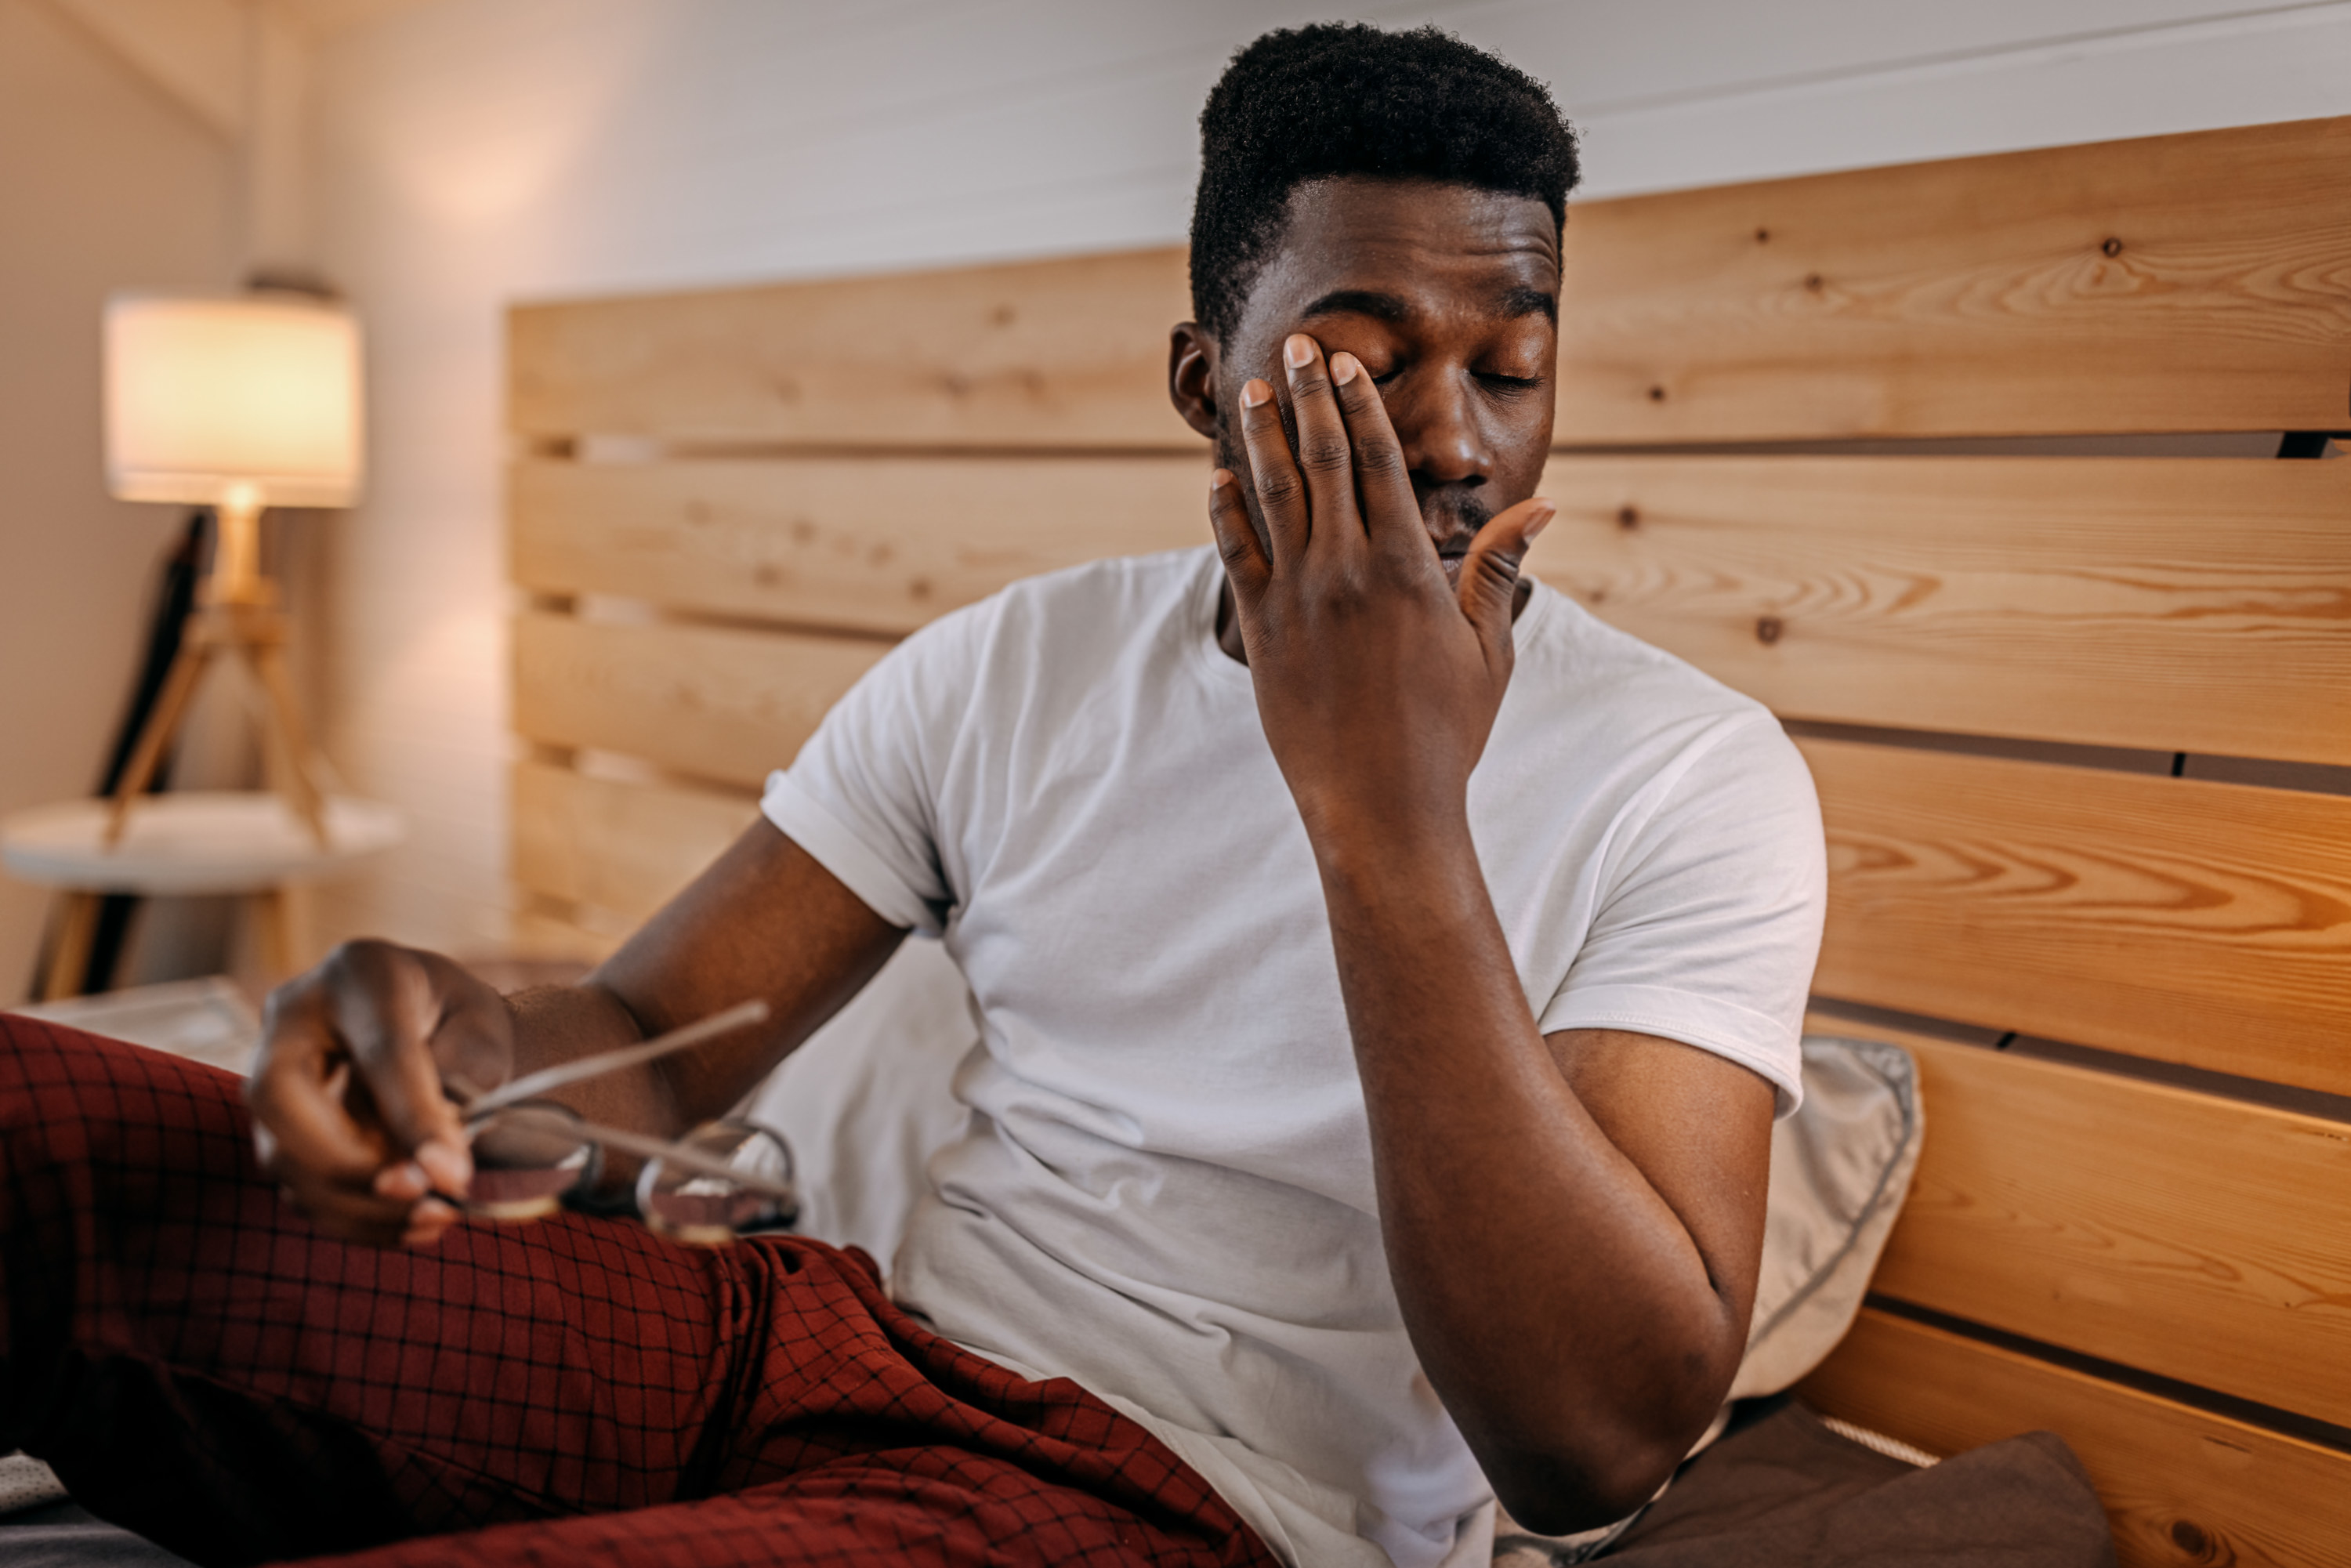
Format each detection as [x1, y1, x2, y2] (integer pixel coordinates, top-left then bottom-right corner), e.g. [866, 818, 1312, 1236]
[486, 112, 2351, 1566]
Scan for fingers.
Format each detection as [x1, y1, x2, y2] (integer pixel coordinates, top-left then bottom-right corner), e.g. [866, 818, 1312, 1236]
[291, 1161, 457, 1247]
[324, 943, 477, 1195]
[248, 984, 448, 1245]
[1207, 466, 1268, 603]
[1327, 350, 1424, 557]
[1236, 371, 1309, 568]
[1457, 497, 1556, 662]
[1278, 335, 1364, 554]
[249, 980, 397, 1191]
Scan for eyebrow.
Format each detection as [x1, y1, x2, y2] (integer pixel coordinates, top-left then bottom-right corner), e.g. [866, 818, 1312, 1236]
[1300, 288, 1411, 323]
[1496, 284, 1559, 324]
[1299, 284, 1559, 325]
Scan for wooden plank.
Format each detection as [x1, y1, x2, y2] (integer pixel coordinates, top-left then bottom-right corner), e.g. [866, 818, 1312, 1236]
[1801, 1309, 2351, 1568]
[1538, 455, 2351, 766]
[1557, 114, 2351, 442]
[512, 613, 886, 791]
[512, 116, 2351, 451]
[510, 248, 1201, 448]
[1802, 738, 2351, 1095]
[511, 760, 758, 925]
[510, 454, 1208, 634]
[1807, 1021, 2351, 1429]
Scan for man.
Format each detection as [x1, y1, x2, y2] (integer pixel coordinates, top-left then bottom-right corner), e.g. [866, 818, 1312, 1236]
[0, 24, 1823, 1568]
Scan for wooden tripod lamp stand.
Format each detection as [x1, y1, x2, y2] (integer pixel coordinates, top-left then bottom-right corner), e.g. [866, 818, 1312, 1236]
[101, 292, 364, 848]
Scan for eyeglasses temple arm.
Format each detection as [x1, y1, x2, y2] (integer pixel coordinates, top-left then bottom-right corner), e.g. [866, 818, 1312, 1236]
[462, 1103, 796, 1204]
[567, 1114, 799, 1203]
[460, 998, 771, 1119]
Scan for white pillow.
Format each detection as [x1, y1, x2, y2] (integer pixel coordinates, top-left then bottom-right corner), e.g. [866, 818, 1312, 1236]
[1732, 1033, 1923, 1399]
[741, 938, 975, 1267]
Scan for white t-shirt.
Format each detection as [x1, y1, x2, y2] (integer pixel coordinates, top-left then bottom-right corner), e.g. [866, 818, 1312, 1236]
[762, 545, 1825, 1568]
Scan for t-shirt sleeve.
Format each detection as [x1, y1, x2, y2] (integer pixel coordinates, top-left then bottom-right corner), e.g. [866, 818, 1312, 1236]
[1536, 715, 1827, 1116]
[760, 607, 984, 937]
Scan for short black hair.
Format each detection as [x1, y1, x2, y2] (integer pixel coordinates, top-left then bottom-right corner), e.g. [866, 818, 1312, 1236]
[1190, 24, 1581, 342]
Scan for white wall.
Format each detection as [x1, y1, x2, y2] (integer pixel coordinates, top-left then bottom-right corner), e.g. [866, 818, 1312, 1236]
[0, 0, 241, 1001]
[301, 0, 2351, 959]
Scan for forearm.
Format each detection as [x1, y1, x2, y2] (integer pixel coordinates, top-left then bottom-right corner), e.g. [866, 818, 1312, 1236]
[1315, 820, 1744, 1526]
[501, 982, 679, 1139]
[499, 824, 907, 1150]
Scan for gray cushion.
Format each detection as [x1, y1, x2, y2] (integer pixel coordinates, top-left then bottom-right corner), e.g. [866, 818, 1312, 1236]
[1500, 1400, 2113, 1568]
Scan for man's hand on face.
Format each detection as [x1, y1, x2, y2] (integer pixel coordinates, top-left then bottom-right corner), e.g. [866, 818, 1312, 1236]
[1208, 331, 1554, 849]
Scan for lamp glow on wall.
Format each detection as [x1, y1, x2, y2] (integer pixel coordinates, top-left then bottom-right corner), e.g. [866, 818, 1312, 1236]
[99, 292, 367, 846]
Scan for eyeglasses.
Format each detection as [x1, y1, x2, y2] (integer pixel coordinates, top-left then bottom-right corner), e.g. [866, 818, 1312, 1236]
[440, 1000, 799, 1245]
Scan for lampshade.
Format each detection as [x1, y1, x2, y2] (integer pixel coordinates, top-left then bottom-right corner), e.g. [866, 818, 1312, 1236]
[104, 293, 364, 509]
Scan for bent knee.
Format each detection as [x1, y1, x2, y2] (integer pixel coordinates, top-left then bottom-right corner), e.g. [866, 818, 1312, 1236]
[0, 1013, 255, 1174]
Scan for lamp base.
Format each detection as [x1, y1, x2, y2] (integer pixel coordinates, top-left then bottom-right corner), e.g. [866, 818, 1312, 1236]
[205, 492, 270, 608]
[103, 594, 330, 851]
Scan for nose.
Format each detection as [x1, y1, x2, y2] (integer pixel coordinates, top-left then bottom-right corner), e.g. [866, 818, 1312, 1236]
[1389, 371, 1491, 501]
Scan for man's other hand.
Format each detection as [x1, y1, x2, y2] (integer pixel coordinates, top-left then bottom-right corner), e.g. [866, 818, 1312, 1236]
[248, 940, 510, 1248]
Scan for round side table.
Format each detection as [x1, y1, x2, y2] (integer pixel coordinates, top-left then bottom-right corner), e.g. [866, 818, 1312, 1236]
[3, 792, 405, 1000]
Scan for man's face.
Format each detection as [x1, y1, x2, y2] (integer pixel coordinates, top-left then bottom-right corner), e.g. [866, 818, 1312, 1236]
[1170, 176, 1560, 589]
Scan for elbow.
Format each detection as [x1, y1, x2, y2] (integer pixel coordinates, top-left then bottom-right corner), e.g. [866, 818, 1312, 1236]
[1480, 1366, 1733, 1537]
[1491, 1436, 1686, 1539]
[1454, 1302, 1748, 1534]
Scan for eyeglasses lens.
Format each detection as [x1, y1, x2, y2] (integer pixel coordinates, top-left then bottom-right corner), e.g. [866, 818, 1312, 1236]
[465, 1103, 596, 1219]
[637, 1121, 798, 1245]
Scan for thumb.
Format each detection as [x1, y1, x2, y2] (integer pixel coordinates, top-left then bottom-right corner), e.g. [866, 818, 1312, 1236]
[329, 949, 476, 1194]
[1458, 498, 1554, 658]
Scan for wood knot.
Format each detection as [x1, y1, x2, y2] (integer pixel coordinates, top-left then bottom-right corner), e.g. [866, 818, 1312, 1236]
[2101, 237, 2124, 258]
[1803, 273, 1825, 293]
[1646, 385, 1667, 402]
[1755, 615, 1784, 646]
[1617, 505, 1639, 530]
[2168, 1519, 2211, 1558]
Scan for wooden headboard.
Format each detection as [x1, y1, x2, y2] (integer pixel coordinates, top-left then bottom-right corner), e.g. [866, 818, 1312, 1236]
[507, 115, 2351, 1566]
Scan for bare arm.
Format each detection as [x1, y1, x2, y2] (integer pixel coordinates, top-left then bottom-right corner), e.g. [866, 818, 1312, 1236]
[248, 821, 903, 1248]
[1208, 335, 1776, 1532]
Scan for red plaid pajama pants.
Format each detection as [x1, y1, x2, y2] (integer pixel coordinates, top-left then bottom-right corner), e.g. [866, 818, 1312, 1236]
[0, 1014, 1279, 1568]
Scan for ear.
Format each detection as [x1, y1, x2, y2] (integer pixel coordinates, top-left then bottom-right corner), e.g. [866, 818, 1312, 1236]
[1167, 322, 1222, 442]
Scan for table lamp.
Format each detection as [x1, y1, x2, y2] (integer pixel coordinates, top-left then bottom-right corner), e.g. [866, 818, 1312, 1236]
[100, 292, 364, 849]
